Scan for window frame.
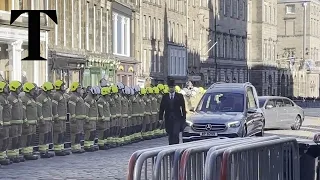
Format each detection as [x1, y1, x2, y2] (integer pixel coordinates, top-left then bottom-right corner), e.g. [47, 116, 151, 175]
[286, 4, 295, 14]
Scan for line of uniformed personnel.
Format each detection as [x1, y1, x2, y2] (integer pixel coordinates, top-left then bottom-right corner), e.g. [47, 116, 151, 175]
[0, 80, 173, 165]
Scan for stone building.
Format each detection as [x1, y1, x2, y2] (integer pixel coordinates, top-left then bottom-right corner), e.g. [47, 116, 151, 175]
[138, 0, 248, 87]
[47, 0, 122, 87]
[277, 0, 320, 97]
[112, 0, 139, 86]
[0, 0, 49, 85]
[138, 0, 187, 86]
[197, 0, 248, 87]
[247, 0, 284, 96]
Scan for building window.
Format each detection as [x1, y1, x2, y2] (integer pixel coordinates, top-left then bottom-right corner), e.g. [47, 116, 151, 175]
[264, 5, 267, 22]
[158, 50, 161, 72]
[236, 39, 240, 59]
[158, 19, 161, 40]
[223, 0, 226, 15]
[230, 0, 233, 17]
[172, 22, 175, 42]
[181, 25, 183, 43]
[153, 51, 157, 72]
[143, 49, 147, 73]
[286, 5, 295, 14]
[192, 20, 195, 38]
[148, 16, 151, 39]
[168, 21, 171, 41]
[153, 17, 156, 39]
[143, 15, 146, 37]
[177, 24, 180, 42]
[112, 12, 130, 57]
[236, 0, 239, 18]
[224, 38, 228, 58]
[230, 38, 234, 58]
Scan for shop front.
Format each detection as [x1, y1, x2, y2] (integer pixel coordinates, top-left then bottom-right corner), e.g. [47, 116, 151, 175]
[48, 50, 86, 88]
[82, 55, 118, 87]
[0, 23, 48, 85]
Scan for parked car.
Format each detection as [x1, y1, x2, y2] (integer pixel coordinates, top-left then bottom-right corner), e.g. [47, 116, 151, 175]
[182, 82, 265, 143]
[258, 96, 304, 130]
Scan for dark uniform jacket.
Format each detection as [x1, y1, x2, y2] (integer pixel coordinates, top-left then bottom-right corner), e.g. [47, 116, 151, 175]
[159, 92, 186, 134]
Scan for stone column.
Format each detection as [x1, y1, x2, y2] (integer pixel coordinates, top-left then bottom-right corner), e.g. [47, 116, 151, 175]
[7, 40, 23, 82]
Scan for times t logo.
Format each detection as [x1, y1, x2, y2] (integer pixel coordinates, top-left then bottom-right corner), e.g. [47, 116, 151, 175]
[10, 10, 58, 61]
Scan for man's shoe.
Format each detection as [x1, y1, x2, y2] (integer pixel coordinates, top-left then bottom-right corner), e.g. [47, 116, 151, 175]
[40, 152, 51, 158]
[55, 151, 66, 156]
[10, 157, 20, 163]
[0, 158, 12, 165]
[24, 154, 39, 160]
[93, 144, 99, 151]
[18, 155, 25, 162]
[84, 146, 95, 152]
[48, 151, 55, 158]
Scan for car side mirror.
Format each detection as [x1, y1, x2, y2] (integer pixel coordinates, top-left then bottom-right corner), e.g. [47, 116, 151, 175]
[247, 108, 257, 114]
[266, 105, 273, 109]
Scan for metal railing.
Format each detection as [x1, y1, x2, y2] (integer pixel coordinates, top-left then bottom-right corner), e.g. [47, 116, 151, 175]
[127, 137, 228, 180]
[128, 136, 302, 180]
[179, 136, 280, 180]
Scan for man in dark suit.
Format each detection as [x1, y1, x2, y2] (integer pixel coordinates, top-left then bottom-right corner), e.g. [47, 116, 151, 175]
[159, 79, 186, 145]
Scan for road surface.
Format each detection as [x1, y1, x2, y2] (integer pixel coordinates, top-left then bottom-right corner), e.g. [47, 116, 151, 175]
[0, 112, 319, 179]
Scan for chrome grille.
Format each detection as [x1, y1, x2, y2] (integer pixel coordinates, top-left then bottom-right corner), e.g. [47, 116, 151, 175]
[192, 123, 227, 132]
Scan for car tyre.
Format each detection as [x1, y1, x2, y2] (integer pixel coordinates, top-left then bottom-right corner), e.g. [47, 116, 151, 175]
[291, 115, 302, 130]
[242, 125, 247, 137]
[256, 124, 264, 137]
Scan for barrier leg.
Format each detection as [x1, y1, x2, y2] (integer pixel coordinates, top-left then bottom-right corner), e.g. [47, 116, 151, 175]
[300, 154, 317, 180]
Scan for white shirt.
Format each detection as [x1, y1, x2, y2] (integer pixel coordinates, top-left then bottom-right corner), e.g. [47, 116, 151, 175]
[169, 92, 175, 99]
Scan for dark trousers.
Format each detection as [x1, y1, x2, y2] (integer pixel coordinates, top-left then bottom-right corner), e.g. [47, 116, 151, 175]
[167, 120, 181, 145]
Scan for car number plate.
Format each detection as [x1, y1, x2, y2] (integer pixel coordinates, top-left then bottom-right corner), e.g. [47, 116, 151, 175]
[200, 132, 218, 137]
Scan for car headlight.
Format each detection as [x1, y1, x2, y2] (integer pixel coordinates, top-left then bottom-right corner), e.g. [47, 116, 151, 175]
[227, 121, 241, 128]
[186, 120, 193, 126]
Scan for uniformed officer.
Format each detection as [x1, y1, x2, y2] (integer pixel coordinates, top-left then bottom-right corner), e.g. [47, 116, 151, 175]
[83, 86, 98, 152]
[130, 86, 140, 142]
[149, 87, 158, 138]
[153, 86, 162, 137]
[97, 87, 111, 149]
[52, 80, 69, 156]
[160, 85, 169, 135]
[68, 82, 86, 153]
[139, 88, 148, 140]
[109, 85, 121, 147]
[20, 82, 39, 160]
[106, 85, 120, 147]
[127, 87, 134, 144]
[120, 86, 129, 145]
[7, 81, 24, 163]
[0, 81, 11, 165]
[36, 82, 55, 158]
[115, 83, 124, 146]
[143, 87, 152, 139]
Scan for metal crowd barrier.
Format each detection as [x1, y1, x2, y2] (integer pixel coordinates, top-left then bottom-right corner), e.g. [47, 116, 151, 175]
[127, 136, 304, 180]
[179, 136, 280, 180]
[127, 137, 228, 180]
[205, 137, 299, 180]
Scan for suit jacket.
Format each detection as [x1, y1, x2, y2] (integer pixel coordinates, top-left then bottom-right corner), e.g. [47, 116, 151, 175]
[159, 92, 186, 133]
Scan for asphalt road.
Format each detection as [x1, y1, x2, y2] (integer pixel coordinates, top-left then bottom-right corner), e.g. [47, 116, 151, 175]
[0, 109, 319, 180]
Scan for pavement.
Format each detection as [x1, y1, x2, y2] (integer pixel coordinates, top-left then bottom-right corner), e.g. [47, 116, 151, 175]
[0, 138, 168, 180]
[0, 109, 319, 180]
